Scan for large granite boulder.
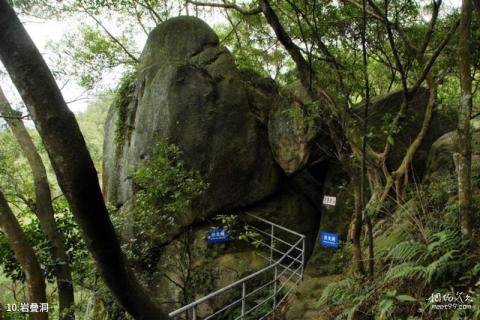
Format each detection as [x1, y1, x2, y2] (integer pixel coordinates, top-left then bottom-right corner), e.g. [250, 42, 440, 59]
[351, 88, 455, 175]
[102, 17, 324, 313]
[103, 17, 281, 224]
[153, 181, 320, 315]
[425, 127, 480, 179]
[268, 82, 320, 175]
[306, 89, 456, 267]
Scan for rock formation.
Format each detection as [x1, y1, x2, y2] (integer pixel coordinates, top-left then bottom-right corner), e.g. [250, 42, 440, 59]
[426, 127, 480, 179]
[103, 16, 323, 312]
[102, 16, 456, 315]
[103, 17, 281, 218]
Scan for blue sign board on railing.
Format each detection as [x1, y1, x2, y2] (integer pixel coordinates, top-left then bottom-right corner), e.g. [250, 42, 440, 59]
[320, 232, 339, 248]
[208, 229, 229, 243]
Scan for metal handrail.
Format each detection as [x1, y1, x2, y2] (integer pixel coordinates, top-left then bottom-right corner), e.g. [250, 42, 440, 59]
[246, 214, 305, 238]
[244, 234, 302, 263]
[168, 213, 306, 319]
[248, 225, 300, 249]
[169, 237, 304, 316]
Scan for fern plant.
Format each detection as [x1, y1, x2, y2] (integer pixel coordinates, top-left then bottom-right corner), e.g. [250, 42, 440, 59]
[314, 173, 478, 319]
[385, 228, 466, 285]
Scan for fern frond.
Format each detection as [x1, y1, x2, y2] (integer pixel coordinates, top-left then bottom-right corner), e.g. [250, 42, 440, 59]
[426, 249, 459, 282]
[319, 278, 357, 306]
[385, 262, 427, 282]
[387, 240, 427, 263]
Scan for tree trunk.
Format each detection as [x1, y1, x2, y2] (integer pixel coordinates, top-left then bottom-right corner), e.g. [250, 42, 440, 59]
[360, 0, 374, 279]
[458, 0, 474, 240]
[351, 175, 365, 275]
[0, 87, 75, 320]
[0, 303, 5, 320]
[0, 190, 48, 320]
[0, 2, 168, 319]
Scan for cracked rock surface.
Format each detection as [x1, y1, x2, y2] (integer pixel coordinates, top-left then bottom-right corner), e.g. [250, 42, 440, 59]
[103, 16, 283, 242]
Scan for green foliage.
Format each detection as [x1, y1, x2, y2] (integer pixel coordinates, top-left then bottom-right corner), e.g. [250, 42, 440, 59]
[52, 198, 90, 278]
[317, 174, 478, 319]
[319, 277, 362, 308]
[422, 174, 457, 211]
[3, 1, 480, 319]
[0, 128, 90, 283]
[158, 228, 218, 306]
[76, 97, 110, 172]
[49, 24, 138, 90]
[112, 141, 207, 268]
[131, 142, 207, 223]
[111, 141, 214, 306]
[0, 130, 34, 199]
[384, 227, 465, 285]
[112, 71, 136, 148]
[375, 290, 417, 319]
[309, 244, 352, 276]
[215, 13, 291, 84]
[1, 306, 27, 320]
[9, 0, 57, 15]
[0, 197, 88, 283]
[212, 214, 263, 246]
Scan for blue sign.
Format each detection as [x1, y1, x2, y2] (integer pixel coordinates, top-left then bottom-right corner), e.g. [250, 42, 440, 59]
[208, 229, 229, 243]
[320, 232, 339, 248]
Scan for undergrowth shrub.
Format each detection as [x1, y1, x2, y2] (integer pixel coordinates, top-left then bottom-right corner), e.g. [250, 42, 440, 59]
[111, 141, 208, 271]
[317, 174, 479, 319]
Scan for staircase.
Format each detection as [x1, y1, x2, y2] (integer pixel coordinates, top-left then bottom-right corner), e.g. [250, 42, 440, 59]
[168, 214, 306, 320]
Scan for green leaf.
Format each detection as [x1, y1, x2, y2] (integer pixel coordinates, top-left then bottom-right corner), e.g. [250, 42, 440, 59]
[396, 294, 416, 302]
[378, 298, 394, 316]
[387, 135, 394, 145]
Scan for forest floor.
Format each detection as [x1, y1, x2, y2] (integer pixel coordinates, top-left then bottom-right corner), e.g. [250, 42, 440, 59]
[280, 265, 341, 320]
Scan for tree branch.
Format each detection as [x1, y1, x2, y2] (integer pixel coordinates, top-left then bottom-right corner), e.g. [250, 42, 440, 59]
[285, 0, 345, 70]
[0, 85, 75, 319]
[413, 18, 460, 89]
[347, 0, 417, 54]
[83, 9, 140, 63]
[136, 0, 163, 23]
[418, 0, 442, 59]
[187, 0, 261, 15]
[259, 0, 315, 93]
[381, 0, 408, 96]
[0, 190, 48, 320]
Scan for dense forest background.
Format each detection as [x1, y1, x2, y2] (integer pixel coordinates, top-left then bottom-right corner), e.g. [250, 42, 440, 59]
[0, 0, 480, 319]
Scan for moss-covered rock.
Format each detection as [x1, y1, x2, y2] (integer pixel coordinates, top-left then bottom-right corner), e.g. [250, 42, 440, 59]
[353, 88, 455, 175]
[103, 16, 281, 226]
[426, 127, 480, 180]
[103, 17, 324, 315]
[268, 82, 320, 175]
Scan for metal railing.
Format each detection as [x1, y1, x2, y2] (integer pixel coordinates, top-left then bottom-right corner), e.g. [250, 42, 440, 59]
[169, 213, 306, 320]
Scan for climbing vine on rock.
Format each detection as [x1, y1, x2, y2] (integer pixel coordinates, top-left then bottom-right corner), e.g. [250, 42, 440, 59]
[112, 70, 137, 149]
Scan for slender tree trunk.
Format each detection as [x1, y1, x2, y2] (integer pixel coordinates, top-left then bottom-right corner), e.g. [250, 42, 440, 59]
[0, 87, 75, 320]
[360, 0, 374, 279]
[351, 175, 365, 275]
[0, 190, 48, 320]
[0, 2, 168, 319]
[364, 216, 374, 278]
[458, 0, 474, 240]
